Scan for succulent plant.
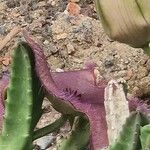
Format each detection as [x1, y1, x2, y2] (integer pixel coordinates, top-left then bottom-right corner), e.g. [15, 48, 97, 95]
[94, 1, 150, 149]
[23, 31, 109, 149]
[140, 124, 150, 150]
[0, 43, 34, 150]
[58, 116, 90, 150]
[110, 112, 145, 150]
[0, 42, 68, 150]
[0, 31, 150, 150]
[23, 31, 150, 149]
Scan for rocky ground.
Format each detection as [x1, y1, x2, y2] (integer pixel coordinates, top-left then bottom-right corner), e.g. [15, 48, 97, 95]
[1, 0, 150, 149]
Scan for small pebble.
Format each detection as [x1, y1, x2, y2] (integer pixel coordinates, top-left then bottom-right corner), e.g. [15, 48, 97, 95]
[35, 134, 55, 149]
[56, 33, 67, 40]
[70, 0, 80, 3]
[66, 43, 75, 54]
[0, 25, 5, 35]
[104, 60, 114, 68]
[66, 2, 81, 16]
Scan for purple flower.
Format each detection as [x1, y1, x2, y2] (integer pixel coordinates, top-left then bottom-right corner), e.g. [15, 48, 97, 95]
[0, 73, 9, 128]
[23, 31, 108, 149]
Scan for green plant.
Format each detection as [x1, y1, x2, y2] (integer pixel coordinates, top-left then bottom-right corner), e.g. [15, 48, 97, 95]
[0, 31, 150, 150]
[109, 112, 150, 150]
[0, 42, 69, 149]
[94, 0, 150, 149]
[58, 116, 90, 150]
[140, 124, 150, 150]
[0, 43, 34, 149]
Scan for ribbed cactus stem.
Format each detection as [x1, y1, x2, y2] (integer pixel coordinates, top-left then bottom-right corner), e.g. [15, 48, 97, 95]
[110, 112, 141, 150]
[140, 124, 150, 150]
[0, 43, 33, 150]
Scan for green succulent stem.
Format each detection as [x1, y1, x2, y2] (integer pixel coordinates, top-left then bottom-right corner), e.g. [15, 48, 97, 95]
[0, 43, 33, 150]
[140, 124, 150, 150]
[58, 116, 90, 150]
[33, 115, 68, 141]
[20, 42, 45, 131]
[110, 112, 142, 150]
[142, 43, 150, 56]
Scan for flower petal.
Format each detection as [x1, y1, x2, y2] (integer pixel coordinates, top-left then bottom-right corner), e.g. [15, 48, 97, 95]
[0, 73, 9, 128]
[23, 31, 108, 149]
[95, 0, 150, 47]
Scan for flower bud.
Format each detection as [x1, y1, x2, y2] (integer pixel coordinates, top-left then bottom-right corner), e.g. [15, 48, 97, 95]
[95, 0, 150, 48]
